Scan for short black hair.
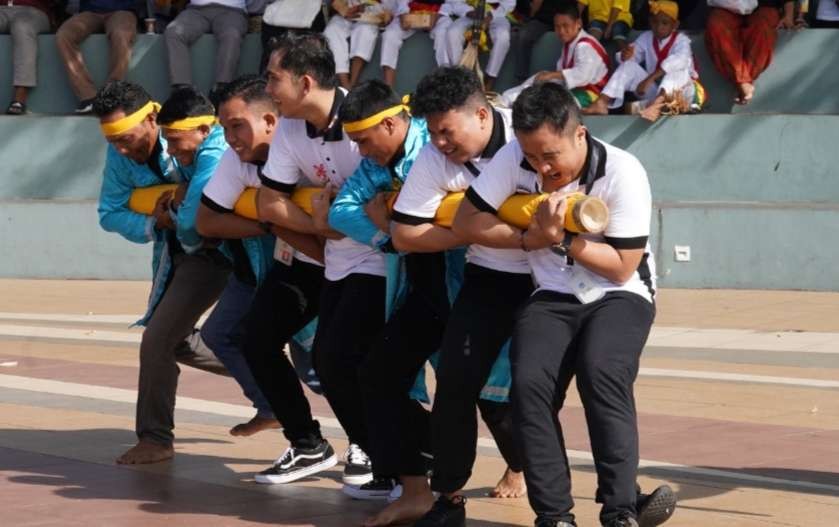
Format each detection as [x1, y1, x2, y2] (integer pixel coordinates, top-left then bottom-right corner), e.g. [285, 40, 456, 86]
[92, 80, 152, 117]
[216, 74, 276, 112]
[339, 80, 406, 124]
[512, 82, 581, 136]
[410, 66, 488, 118]
[267, 32, 338, 89]
[157, 86, 215, 126]
[554, 1, 581, 20]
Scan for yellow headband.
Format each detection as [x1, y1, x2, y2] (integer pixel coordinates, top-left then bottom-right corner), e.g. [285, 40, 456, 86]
[649, 0, 679, 20]
[160, 115, 218, 131]
[100, 101, 161, 137]
[343, 104, 408, 133]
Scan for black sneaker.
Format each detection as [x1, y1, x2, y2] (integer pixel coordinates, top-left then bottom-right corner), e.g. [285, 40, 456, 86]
[637, 485, 676, 527]
[414, 495, 466, 527]
[342, 476, 397, 500]
[75, 98, 94, 115]
[254, 440, 337, 484]
[342, 443, 373, 485]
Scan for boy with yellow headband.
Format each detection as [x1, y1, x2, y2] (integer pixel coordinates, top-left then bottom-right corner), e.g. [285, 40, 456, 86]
[95, 81, 232, 465]
[585, 0, 704, 121]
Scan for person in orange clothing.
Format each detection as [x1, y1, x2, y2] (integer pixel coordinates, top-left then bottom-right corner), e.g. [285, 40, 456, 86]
[704, 0, 796, 104]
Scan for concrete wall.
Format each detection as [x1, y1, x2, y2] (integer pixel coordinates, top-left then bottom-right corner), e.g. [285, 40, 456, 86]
[1, 114, 837, 289]
[2, 30, 838, 115]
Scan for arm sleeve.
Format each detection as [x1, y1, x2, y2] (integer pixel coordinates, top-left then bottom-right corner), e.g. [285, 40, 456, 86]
[563, 43, 606, 89]
[328, 160, 393, 248]
[603, 155, 652, 249]
[614, 0, 630, 13]
[392, 147, 448, 224]
[465, 143, 519, 213]
[97, 149, 159, 244]
[261, 121, 302, 193]
[201, 150, 247, 212]
[176, 145, 225, 252]
[660, 34, 693, 74]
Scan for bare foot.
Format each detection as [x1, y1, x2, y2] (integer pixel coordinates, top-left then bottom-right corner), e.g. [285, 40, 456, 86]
[363, 492, 436, 527]
[583, 96, 610, 115]
[489, 467, 527, 498]
[230, 415, 280, 437]
[116, 440, 174, 465]
[736, 82, 755, 105]
[639, 100, 664, 122]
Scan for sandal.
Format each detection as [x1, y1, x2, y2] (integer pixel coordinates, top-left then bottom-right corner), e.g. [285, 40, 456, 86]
[6, 101, 26, 115]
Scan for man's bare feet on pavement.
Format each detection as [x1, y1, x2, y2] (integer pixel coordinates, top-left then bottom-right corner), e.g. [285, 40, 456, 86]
[230, 415, 280, 437]
[489, 467, 527, 498]
[116, 440, 174, 465]
[363, 491, 436, 527]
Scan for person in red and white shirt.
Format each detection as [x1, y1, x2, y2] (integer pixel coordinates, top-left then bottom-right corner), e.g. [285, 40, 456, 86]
[500, 2, 609, 109]
[454, 81, 665, 527]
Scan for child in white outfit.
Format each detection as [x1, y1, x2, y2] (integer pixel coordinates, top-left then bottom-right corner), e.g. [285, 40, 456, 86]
[324, 0, 397, 88]
[585, 0, 704, 121]
[444, 0, 515, 90]
[380, 0, 455, 86]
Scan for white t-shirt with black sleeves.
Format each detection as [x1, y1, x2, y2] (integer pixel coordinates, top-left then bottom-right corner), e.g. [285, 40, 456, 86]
[467, 134, 657, 303]
[392, 107, 530, 275]
[260, 88, 386, 281]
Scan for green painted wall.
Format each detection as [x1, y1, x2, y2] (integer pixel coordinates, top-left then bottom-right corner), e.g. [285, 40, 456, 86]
[2, 29, 838, 115]
[0, 114, 836, 288]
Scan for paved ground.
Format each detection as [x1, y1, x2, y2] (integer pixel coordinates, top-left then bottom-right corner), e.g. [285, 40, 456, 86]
[0, 280, 837, 526]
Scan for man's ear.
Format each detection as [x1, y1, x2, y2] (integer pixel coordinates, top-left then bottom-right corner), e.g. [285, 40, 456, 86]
[476, 105, 490, 128]
[264, 111, 278, 132]
[301, 74, 313, 96]
[575, 124, 587, 146]
[198, 124, 212, 139]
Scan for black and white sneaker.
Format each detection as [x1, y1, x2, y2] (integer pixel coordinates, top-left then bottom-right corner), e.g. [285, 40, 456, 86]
[342, 443, 373, 485]
[414, 495, 466, 527]
[342, 476, 397, 500]
[75, 98, 94, 115]
[637, 485, 676, 527]
[254, 440, 337, 484]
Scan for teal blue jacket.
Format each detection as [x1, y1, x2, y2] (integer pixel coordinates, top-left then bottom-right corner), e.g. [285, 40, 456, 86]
[98, 126, 229, 325]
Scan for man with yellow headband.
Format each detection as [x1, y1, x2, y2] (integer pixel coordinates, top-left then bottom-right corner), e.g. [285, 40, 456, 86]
[328, 79, 528, 526]
[585, 1, 704, 121]
[95, 81, 232, 465]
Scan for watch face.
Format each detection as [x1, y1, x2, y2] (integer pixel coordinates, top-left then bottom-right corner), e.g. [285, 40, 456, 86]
[550, 243, 568, 257]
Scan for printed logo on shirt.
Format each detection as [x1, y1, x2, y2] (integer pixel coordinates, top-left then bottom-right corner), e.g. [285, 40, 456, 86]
[313, 163, 329, 182]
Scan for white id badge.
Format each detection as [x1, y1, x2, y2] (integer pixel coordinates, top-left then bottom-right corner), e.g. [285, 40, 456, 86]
[274, 238, 295, 266]
[569, 266, 606, 304]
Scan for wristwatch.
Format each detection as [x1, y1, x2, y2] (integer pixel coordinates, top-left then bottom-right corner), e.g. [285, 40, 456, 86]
[259, 221, 273, 234]
[550, 231, 576, 258]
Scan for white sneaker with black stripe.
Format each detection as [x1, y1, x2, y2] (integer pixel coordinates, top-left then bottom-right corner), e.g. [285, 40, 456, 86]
[254, 440, 337, 484]
[342, 443, 373, 485]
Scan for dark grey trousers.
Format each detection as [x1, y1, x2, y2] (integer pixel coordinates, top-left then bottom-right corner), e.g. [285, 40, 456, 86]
[136, 251, 230, 446]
